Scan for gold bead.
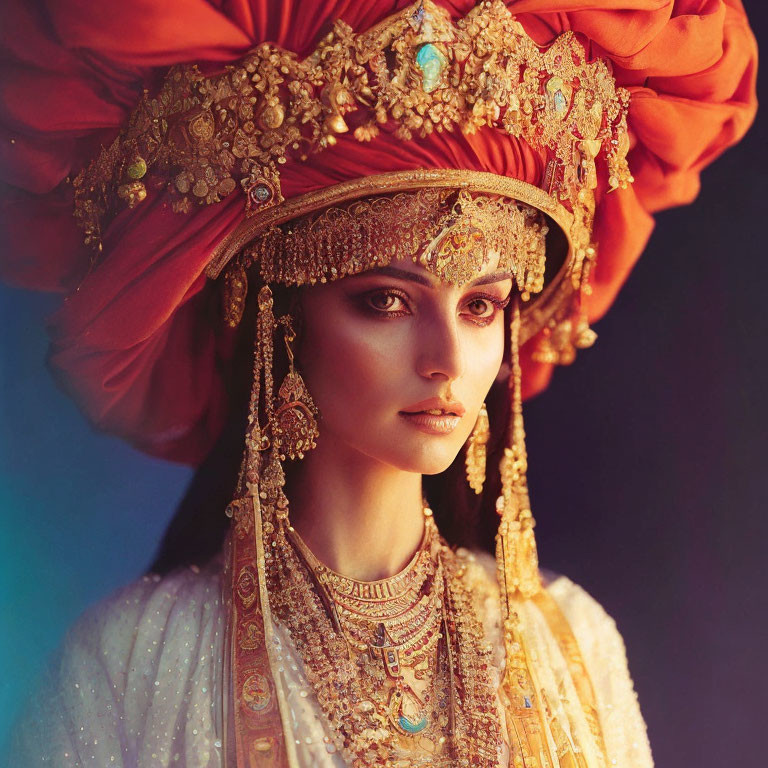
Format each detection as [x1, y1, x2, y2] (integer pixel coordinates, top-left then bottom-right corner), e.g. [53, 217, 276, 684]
[117, 181, 147, 208]
[259, 103, 285, 130]
[324, 114, 349, 134]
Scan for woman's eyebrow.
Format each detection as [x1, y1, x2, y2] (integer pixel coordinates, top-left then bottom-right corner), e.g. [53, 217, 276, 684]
[365, 265, 513, 288]
[367, 265, 433, 287]
[467, 269, 513, 287]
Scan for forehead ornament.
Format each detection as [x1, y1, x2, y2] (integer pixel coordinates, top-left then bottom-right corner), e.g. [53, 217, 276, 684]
[222, 189, 548, 327]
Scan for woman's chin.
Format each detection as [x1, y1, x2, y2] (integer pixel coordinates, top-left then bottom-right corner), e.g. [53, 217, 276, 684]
[384, 438, 463, 476]
[335, 420, 467, 475]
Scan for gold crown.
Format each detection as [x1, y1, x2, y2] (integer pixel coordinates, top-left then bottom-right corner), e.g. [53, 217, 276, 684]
[72, 0, 633, 361]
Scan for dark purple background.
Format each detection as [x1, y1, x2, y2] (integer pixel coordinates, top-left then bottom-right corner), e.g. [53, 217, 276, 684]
[1, 5, 766, 763]
[526, 9, 767, 761]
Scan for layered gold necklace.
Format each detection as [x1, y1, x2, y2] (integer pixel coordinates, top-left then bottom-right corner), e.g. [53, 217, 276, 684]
[266, 507, 502, 768]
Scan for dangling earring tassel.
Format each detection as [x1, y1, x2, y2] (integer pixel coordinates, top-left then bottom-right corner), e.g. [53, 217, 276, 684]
[272, 314, 320, 461]
[465, 402, 490, 494]
[493, 299, 554, 768]
[497, 299, 541, 601]
[225, 282, 299, 768]
[255, 285, 286, 501]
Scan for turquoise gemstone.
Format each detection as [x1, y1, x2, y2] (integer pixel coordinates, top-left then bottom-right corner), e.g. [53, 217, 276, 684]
[398, 714, 429, 734]
[416, 43, 446, 93]
[553, 90, 567, 114]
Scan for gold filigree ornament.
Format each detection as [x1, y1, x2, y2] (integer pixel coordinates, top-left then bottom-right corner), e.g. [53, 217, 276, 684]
[272, 315, 320, 461]
[268, 509, 503, 767]
[72, 0, 633, 360]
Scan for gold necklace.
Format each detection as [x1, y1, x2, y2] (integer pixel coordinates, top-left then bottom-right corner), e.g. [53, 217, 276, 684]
[266, 506, 502, 767]
[290, 511, 447, 743]
[289, 510, 440, 646]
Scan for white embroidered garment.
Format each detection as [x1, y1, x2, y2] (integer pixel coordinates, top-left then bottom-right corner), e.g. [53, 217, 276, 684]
[7, 554, 653, 768]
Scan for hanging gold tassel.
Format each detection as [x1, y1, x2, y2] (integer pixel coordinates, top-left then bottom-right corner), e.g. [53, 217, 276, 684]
[494, 298, 554, 768]
[225, 282, 299, 768]
[465, 402, 490, 494]
[497, 299, 541, 601]
[495, 299, 606, 768]
[254, 285, 287, 500]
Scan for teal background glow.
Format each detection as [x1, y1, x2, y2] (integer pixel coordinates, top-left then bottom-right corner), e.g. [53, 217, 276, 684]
[0, 288, 193, 752]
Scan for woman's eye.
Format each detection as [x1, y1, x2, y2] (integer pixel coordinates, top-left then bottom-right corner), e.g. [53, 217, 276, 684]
[363, 290, 409, 316]
[461, 294, 510, 325]
[466, 298, 493, 317]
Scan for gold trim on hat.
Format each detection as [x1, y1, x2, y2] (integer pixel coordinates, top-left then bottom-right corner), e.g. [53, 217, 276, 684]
[207, 168, 582, 345]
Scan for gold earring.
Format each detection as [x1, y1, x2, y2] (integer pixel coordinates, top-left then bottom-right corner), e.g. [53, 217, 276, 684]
[465, 402, 490, 494]
[241, 285, 286, 500]
[271, 315, 320, 461]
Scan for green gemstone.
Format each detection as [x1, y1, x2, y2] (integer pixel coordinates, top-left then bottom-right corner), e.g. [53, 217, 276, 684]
[416, 44, 447, 93]
[127, 157, 147, 180]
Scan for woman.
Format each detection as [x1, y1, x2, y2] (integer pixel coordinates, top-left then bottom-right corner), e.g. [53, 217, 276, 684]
[1, 0, 756, 766]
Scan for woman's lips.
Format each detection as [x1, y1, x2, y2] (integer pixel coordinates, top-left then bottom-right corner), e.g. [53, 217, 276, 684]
[399, 411, 462, 435]
[399, 397, 465, 435]
[400, 397, 466, 417]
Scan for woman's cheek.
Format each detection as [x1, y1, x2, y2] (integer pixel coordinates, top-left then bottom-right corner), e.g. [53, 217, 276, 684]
[302, 319, 409, 434]
[338, 326, 411, 411]
[462, 320, 505, 393]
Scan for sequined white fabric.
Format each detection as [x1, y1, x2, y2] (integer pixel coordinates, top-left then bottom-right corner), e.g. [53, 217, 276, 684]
[7, 554, 653, 768]
[8, 565, 226, 768]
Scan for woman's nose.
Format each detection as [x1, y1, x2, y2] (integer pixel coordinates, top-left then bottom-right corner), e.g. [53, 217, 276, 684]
[414, 313, 465, 383]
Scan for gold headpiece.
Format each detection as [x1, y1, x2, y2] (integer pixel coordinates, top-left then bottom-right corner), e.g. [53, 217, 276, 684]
[73, 0, 632, 358]
[223, 187, 549, 327]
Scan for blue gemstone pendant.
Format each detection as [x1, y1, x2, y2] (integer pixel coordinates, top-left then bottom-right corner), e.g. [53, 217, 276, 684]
[389, 687, 429, 736]
[398, 714, 429, 734]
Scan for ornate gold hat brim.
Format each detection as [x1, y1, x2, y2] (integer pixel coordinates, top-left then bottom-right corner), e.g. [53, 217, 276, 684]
[206, 168, 576, 345]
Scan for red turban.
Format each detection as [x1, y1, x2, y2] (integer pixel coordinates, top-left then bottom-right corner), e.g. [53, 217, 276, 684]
[0, 0, 757, 464]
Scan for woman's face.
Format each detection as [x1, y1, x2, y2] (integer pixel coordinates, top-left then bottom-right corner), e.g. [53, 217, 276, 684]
[296, 254, 513, 475]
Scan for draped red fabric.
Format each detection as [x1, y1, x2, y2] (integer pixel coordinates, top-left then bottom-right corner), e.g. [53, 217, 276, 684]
[0, 0, 757, 464]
